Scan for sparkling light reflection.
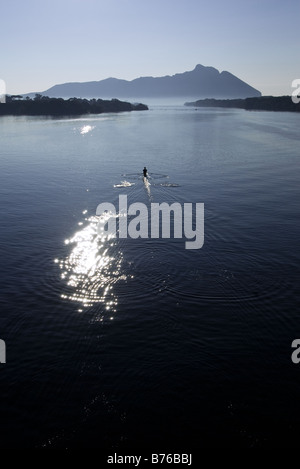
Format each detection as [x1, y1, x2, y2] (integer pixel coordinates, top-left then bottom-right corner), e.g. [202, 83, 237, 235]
[80, 125, 94, 135]
[55, 211, 126, 314]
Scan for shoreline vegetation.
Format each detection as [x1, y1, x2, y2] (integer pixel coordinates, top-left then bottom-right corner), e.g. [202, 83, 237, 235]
[185, 96, 300, 113]
[0, 95, 148, 116]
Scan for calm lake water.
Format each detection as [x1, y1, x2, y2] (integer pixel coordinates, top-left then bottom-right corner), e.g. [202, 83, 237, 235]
[0, 105, 299, 448]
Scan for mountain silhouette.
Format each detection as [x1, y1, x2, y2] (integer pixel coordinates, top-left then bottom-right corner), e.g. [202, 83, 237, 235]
[31, 65, 261, 99]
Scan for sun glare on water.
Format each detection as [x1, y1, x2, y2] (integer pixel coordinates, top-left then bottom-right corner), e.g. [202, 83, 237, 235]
[54, 211, 126, 315]
[80, 125, 94, 135]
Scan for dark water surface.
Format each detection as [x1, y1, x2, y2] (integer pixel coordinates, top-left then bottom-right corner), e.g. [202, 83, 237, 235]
[0, 106, 299, 448]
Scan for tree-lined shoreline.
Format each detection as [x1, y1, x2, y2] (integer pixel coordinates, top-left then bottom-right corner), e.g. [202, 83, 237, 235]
[185, 96, 300, 113]
[0, 95, 148, 116]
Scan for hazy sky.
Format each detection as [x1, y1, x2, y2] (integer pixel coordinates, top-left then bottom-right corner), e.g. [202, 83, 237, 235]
[2, 0, 299, 95]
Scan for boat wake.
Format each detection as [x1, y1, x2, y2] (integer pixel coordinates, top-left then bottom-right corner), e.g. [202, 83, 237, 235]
[113, 180, 135, 188]
[115, 172, 179, 189]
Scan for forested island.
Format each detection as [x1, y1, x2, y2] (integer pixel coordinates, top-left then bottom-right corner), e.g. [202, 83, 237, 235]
[0, 95, 148, 116]
[185, 96, 300, 113]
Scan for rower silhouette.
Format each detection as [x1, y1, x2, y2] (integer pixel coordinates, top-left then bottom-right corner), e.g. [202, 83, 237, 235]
[143, 167, 148, 178]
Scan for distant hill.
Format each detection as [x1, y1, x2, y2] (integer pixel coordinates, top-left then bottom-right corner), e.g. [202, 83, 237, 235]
[27, 65, 261, 99]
